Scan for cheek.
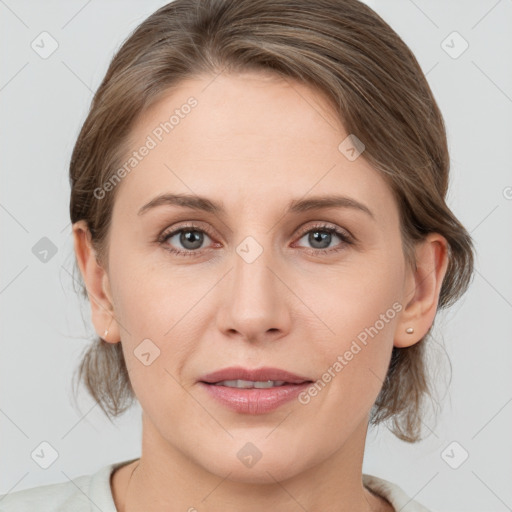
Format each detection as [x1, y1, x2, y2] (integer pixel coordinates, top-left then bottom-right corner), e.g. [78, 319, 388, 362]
[306, 248, 403, 343]
[301, 254, 403, 400]
[108, 244, 198, 336]
[107, 249, 211, 389]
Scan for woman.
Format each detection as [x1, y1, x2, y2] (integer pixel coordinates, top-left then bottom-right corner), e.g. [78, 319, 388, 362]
[0, 0, 474, 510]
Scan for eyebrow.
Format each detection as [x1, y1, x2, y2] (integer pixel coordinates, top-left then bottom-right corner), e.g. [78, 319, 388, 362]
[137, 193, 375, 219]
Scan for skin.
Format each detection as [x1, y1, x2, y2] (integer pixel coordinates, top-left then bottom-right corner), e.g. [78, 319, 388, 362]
[73, 71, 449, 512]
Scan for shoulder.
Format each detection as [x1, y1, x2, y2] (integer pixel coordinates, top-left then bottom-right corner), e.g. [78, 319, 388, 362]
[363, 473, 432, 512]
[0, 473, 96, 512]
[0, 459, 136, 512]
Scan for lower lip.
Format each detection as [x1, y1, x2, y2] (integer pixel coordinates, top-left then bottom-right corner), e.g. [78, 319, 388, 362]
[199, 382, 311, 414]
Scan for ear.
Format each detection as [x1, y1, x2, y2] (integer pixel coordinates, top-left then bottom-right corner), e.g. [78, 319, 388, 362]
[395, 233, 449, 348]
[72, 220, 121, 344]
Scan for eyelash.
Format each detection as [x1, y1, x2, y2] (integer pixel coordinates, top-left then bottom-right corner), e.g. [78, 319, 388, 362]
[157, 222, 354, 258]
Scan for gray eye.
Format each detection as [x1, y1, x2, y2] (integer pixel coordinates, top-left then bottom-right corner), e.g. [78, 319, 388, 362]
[167, 229, 211, 251]
[297, 229, 341, 250]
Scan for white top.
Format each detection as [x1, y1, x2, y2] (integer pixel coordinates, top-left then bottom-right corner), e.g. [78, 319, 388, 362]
[0, 458, 431, 511]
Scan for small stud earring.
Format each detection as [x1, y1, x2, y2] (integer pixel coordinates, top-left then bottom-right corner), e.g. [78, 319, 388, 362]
[405, 327, 414, 334]
[103, 317, 114, 339]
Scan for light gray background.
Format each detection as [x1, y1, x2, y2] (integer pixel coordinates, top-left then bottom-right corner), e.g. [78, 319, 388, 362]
[1, 1, 511, 511]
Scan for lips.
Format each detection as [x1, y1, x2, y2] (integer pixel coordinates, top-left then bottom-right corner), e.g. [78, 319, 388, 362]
[199, 366, 312, 385]
[198, 366, 314, 414]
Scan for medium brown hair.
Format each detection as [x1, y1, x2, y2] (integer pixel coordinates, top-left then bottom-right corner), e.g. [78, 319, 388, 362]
[69, 0, 474, 442]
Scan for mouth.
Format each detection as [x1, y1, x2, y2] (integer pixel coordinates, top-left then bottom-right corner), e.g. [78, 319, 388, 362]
[210, 379, 293, 388]
[199, 366, 312, 385]
[198, 366, 314, 414]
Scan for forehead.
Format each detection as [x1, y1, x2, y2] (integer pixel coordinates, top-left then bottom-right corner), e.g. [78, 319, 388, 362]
[112, 71, 396, 223]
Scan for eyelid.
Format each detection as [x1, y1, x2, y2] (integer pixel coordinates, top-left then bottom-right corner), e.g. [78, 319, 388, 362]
[159, 221, 217, 240]
[159, 221, 350, 241]
[295, 221, 352, 239]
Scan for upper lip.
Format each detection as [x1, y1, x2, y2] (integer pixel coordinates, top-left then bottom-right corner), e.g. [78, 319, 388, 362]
[199, 366, 313, 385]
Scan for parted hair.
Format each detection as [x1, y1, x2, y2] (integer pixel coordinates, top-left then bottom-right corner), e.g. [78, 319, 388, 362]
[69, 0, 474, 442]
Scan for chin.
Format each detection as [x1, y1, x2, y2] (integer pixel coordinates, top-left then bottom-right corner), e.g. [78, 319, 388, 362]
[193, 440, 316, 484]
[214, 458, 307, 485]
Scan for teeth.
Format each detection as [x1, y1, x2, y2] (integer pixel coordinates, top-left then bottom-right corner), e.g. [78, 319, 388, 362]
[214, 379, 286, 388]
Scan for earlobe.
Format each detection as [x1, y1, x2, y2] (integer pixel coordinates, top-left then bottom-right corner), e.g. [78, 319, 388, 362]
[394, 233, 449, 348]
[72, 220, 121, 344]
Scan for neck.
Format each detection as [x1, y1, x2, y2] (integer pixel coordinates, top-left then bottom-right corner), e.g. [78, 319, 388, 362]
[115, 413, 392, 512]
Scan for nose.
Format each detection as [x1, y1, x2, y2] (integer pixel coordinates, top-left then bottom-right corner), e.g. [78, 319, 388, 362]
[216, 239, 292, 344]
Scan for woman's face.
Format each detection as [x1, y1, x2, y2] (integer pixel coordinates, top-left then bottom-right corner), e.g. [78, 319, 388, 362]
[101, 71, 414, 482]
